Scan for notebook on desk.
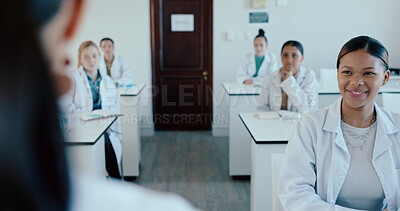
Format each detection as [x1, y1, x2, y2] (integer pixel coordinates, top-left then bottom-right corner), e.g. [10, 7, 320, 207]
[80, 111, 123, 122]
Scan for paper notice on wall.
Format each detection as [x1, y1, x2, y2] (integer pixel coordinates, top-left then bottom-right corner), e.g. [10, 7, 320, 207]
[249, 9, 269, 26]
[171, 14, 194, 32]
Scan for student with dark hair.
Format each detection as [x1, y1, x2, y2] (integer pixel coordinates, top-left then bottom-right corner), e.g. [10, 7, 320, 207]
[99, 37, 134, 86]
[279, 36, 399, 210]
[0, 0, 198, 210]
[258, 40, 317, 112]
[236, 29, 278, 84]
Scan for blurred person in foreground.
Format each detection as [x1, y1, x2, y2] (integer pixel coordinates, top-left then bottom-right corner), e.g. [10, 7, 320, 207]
[0, 0, 199, 210]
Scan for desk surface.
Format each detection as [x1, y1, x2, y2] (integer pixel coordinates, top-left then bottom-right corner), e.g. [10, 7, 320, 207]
[223, 82, 261, 95]
[64, 111, 117, 145]
[239, 112, 298, 144]
[118, 83, 146, 96]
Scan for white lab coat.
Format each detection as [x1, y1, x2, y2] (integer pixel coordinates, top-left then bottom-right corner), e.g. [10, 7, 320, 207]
[70, 173, 201, 211]
[279, 98, 400, 211]
[99, 53, 134, 86]
[60, 66, 123, 166]
[236, 52, 278, 84]
[257, 66, 318, 112]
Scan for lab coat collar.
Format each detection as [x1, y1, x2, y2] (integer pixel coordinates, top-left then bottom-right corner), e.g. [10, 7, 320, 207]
[323, 97, 399, 158]
[250, 52, 272, 64]
[322, 98, 342, 133]
[77, 66, 91, 89]
[323, 97, 399, 134]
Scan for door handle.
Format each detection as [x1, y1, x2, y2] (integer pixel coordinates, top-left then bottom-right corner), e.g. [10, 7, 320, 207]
[203, 71, 208, 80]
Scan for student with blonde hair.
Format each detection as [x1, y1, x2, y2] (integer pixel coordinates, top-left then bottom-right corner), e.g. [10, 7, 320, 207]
[61, 40, 122, 179]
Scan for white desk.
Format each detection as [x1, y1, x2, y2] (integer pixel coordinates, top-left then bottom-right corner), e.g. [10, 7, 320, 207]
[239, 112, 297, 211]
[223, 83, 261, 176]
[118, 84, 146, 178]
[64, 113, 118, 177]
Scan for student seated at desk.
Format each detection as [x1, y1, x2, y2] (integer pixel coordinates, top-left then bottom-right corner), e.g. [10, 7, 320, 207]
[99, 37, 134, 87]
[0, 0, 199, 210]
[279, 36, 400, 211]
[257, 40, 317, 112]
[236, 29, 278, 85]
[61, 41, 122, 179]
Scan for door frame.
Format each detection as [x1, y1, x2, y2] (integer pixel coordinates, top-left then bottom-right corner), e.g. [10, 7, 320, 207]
[149, 0, 213, 130]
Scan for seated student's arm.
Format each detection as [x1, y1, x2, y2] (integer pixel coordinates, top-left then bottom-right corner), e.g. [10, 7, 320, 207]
[236, 58, 251, 84]
[257, 76, 271, 111]
[116, 55, 134, 85]
[280, 70, 317, 112]
[279, 116, 364, 211]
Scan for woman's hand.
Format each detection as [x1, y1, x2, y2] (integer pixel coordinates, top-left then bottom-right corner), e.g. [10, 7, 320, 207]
[244, 79, 254, 85]
[281, 68, 293, 81]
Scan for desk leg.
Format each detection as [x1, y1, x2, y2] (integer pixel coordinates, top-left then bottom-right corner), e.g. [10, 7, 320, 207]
[120, 95, 141, 177]
[251, 141, 286, 211]
[66, 136, 106, 177]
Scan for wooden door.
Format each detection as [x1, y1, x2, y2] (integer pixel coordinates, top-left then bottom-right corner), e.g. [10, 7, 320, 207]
[150, 0, 213, 130]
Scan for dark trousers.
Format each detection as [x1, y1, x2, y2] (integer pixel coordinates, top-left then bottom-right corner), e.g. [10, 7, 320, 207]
[104, 132, 121, 179]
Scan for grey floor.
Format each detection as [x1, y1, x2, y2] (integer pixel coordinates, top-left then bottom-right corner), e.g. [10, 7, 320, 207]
[132, 131, 250, 211]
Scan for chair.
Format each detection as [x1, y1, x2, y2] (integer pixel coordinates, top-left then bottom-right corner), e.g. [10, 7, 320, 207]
[271, 153, 285, 211]
[381, 93, 400, 114]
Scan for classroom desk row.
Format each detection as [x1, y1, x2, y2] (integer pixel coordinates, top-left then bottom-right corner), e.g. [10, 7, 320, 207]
[224, 82, 400, 176]
[64, 84, 145, 178]
[226, 81, 400, 211]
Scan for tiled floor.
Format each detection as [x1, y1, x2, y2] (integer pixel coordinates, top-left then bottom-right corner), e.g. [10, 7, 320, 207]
[132, 131, 250, 211]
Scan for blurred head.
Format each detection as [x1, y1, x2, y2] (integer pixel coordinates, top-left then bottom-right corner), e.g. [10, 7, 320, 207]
[280, 40, 304, 72]
[100, 38, 115, 58]
[254, 29, 268, 57]
[336, 36, 389, 111]
[0, 0, 84, 210]
[78, 41, 100, 72]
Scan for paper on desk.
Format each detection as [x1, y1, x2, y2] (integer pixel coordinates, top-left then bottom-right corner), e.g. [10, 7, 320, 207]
[254, 112, 280, 120]
[80, 110, 123, 122]
[277, 110, 301, 120]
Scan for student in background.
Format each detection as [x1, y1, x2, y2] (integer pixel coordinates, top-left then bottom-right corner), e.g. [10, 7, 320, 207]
[236, 29, 278, 85]
[0, 0, 198, 210]
[61, 40, 122, 179]
[99, 38, 134, 86]
[257, 40, 317, 112]
[279, 36, 399, 211]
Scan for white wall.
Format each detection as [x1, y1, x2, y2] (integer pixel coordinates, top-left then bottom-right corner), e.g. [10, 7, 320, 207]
[69, 0, 400, 135]
[213, 0, 400, 135]
[68, 0, 154, 135]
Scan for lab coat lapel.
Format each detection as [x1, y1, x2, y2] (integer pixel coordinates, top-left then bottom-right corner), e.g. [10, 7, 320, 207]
[322, 98, 351, 203]
[78, 66, 94, 111]
[258, 53, 270, 73]
[373, 104, 397, 160]
[249, 53, 256, 76]
[271, 71, 282, 109]
[286, 66, 306, 111]
[110, 53, 118, 77]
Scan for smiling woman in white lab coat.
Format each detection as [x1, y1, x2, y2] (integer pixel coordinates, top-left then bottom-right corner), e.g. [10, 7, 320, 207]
[279, 36, 400, 211]
[258, 40, 317, 112]
[61, 41, 123, 179]
[236, 29, 278, 85]
[99, 38, 134, 86]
